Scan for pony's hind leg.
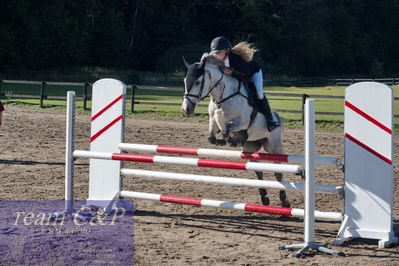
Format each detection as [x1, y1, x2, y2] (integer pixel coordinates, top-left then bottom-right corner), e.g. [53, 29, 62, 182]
[275, 172, 290, 208]
[263, 137, 291, 208]
[256, 171, 270, 206]
[242, 141, 270, 205]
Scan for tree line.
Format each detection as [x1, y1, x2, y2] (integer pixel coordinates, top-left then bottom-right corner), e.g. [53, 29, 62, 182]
[1, 0, 399, 77]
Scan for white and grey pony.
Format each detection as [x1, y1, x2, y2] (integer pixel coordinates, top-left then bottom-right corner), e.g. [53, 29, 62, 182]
[181, 53, 290, 207]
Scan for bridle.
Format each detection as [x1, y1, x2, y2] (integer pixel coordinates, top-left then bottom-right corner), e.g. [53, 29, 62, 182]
[183, 70, 224, 105]
[183, 66, 248, 107]
[214, 80, 248, 107]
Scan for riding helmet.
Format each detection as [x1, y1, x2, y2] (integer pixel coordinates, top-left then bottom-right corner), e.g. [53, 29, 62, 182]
[210, 36, 232, 52]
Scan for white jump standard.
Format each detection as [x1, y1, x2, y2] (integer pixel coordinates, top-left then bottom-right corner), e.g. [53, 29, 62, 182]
[336, 82, 397, 247]
[63, 78, 397, 258]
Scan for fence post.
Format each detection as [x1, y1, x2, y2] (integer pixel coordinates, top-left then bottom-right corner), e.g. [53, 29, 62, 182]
[301, 94, 309, 124]
[0, 80, 3, 98]
[131, 85, 137, 113]
[40, 81, 46, 108]
[83, 82, 89, 110]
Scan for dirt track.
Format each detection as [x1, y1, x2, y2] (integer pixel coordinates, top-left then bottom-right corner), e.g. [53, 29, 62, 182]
[1, 106, 398, 265]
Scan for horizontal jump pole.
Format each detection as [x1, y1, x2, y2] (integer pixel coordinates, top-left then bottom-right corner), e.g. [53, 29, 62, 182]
[118, 143, 341, 167]
[121, 169, 343, 195]
[73, 150, 303, 174]
[120, 191, 342, 221]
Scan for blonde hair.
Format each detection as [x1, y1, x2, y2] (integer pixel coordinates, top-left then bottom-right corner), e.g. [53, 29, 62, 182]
[231, 42, 258, 62]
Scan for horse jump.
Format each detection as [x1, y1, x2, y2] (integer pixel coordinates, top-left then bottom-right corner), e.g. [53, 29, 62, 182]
[63, 79, 397, 255]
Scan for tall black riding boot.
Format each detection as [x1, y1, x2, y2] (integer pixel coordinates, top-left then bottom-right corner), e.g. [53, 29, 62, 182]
[257, 97, 279, 131]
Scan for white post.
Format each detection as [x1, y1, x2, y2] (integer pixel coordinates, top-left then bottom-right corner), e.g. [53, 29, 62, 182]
[278, 99, 344, 257]
[304, 99, 315, 244]
[56, 91, 88, 220]
[65, 91, 75, 213]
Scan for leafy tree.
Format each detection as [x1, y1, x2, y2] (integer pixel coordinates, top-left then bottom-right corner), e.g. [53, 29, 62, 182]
[129, 0, 202, 70]
[156, 43, 208, 73]
[89, 6, 129, 68]
[1, 0, 399, 77]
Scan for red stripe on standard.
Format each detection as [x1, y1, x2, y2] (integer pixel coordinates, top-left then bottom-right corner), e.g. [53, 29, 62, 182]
[90, 115, 123, 142]
[91, 94, 124, 121]
[345, 101, 392, 134]
[197, 159, 247, 170]
[345, 133, 392, 165]
[160, 195, 202, 206]
[241, 152, 289, 162]
[111, 153, 154, 163]
[157, 146, 198, 155]
[244, 204, 293, 216]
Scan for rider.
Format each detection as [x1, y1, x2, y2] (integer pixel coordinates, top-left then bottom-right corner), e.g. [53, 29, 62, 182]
[209, 36, 279, 131]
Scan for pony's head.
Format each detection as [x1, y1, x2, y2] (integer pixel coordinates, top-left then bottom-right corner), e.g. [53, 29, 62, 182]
[181, 53, 225, 116]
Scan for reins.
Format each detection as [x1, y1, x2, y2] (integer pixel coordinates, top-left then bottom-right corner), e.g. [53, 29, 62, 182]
[184, 68, 248, 107]
[214, 80, 248, 107]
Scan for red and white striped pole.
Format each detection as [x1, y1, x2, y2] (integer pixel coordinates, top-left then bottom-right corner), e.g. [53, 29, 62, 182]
[73, 150, 303, 174]
[118, 143, 341, 167]
[119, 191, 342, 221]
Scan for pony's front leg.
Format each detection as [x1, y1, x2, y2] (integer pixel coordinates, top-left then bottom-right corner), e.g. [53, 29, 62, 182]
[221, 117, 247, 138]
[227, 130, 248, 147]
[208, 117, 226, 145]
[208, 103, 226, 146]
[223, 118, 249, 147]
[214, 108, 249, 147]
[207, 112, 217, 144]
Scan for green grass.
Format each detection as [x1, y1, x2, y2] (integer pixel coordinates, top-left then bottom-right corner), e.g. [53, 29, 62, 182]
[266, 85, 346, 95]
[267, 84, 399, 96]
[135, 89, 182, 102]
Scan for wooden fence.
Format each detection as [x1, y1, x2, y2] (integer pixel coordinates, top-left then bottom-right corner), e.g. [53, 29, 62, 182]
[0, 80, 92, 109]
[1, 80, 398, 120]
[129, 86, 399, 120]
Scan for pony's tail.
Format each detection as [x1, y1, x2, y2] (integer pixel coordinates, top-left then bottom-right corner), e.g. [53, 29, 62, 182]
[231, 42, 258, 62]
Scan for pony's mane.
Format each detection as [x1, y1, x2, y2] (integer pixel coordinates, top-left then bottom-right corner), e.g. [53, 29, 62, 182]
[200, 53, 225, 69]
